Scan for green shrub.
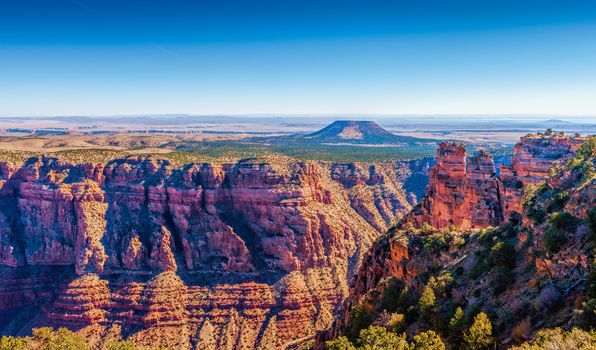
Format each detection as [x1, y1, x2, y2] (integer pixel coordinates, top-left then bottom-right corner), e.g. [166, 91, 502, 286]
[421, 223, 435, 235]
[487, 241, 516, 269]
[348, 299, 374, 341]
[0, 336, 29, 350]
[549, 212, 581, 230]
[587, 207, 596, 243]
[576, 136, 596, 160]
[423, 233, 450, 254]
[357, 326, 409, 350]
[548, 191, 570, 212]
[397, 286, 414, 313]
[589, 261, 596, 299]
[448, 307, 465, 345]
[577, 298, 596, 329]
[527, 207, 547, 225]
[468, 253, 489, 280]
[108, 340, 137, 350]
[325, 336, 356, 350]
[386, 313, 406, 334]
[578, 262, 596, 328]
[378, 277, 404, 313]
[418, 285, 437, 320]
[490, 266, 515, 295]
[31, 327, 89, 350]
[427, 273, 455, 297]
[463, 312, 494, 350]
[410, 330, 445, 350]
[543, 226, 568, 254]
[540, 212, 581, 253]
[510, 327, 595, 350]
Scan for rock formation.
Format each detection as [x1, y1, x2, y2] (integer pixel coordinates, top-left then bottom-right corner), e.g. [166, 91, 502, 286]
[500, 133, 586, 218]
[408, 133, 587, 229]
[408, 142, 503, 229]
[0, 154, 413, 348]
[303, 120, 425, 144]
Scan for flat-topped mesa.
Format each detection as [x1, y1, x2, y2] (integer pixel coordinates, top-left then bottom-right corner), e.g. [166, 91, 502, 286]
[500, 132, 587, 217]
[408, 142, 503, 229]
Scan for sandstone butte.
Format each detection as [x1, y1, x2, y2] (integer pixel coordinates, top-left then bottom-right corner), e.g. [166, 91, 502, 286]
[0, 132, 588, 349]
[0, 153, 431, 348]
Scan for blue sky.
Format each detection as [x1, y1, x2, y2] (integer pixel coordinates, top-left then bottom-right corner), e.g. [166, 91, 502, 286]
[1, 0, 596, 117]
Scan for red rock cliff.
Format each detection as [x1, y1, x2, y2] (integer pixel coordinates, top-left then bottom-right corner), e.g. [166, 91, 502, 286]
[0, 154, 412, 348]
[408, 142, 503, 229]
[500, 133, 585, 218]
[408, 134, 587, 229]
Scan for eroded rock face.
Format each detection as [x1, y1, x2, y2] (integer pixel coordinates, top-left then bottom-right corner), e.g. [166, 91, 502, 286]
[0, 154, 413, 348]
[409, 143, 503, 229]
[408, 134, 587, 229]
[48, 274, 111, 324]
[500, 134, 585, 218]
[0, 156, 409, 275]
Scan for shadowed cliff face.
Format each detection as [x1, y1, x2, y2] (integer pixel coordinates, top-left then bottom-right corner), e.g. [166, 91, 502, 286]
[0, 154, 416, 348]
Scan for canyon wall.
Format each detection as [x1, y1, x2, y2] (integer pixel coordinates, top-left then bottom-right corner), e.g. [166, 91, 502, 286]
[500, 133, 585, 218]
[408, 133, 586, 229]
[0, 154, 414, 348]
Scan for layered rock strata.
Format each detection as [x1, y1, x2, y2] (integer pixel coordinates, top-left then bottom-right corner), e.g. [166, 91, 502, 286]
[500, 133, 586, 218]
[408, 134, 587, 229]
[408, 143, 503, 229]
[0, 154, 412, 347]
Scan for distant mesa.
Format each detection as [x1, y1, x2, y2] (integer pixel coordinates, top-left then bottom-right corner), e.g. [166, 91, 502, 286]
[304, 120, 423, 145]
[542, 119, 573, 124]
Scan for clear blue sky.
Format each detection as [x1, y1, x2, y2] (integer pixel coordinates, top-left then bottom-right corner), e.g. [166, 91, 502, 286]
[1, 0, 596, 117]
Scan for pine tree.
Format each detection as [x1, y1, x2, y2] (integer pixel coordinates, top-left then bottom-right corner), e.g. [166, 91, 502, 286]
[418, 285, 437, 322]
[324, 336, 356, 350]
[357, 326, 409, 350]
[448, 307, 465, 346]
[463, 312, 494, 350]
[410, 330, 445, 350]
[0, 336, 29, 350]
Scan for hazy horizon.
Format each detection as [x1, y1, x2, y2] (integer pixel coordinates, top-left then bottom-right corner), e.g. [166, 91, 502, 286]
[1, 114, 595, 123]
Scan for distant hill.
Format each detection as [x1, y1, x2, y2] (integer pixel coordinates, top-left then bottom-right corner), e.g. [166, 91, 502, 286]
[542, 119, 573, 124]
[303, 120, 425, 144]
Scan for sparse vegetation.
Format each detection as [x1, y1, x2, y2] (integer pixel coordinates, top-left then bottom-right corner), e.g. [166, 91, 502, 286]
[510, 327, 596, 350]
[179, 139, 437, 162]
[326, 325, 449, 350]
